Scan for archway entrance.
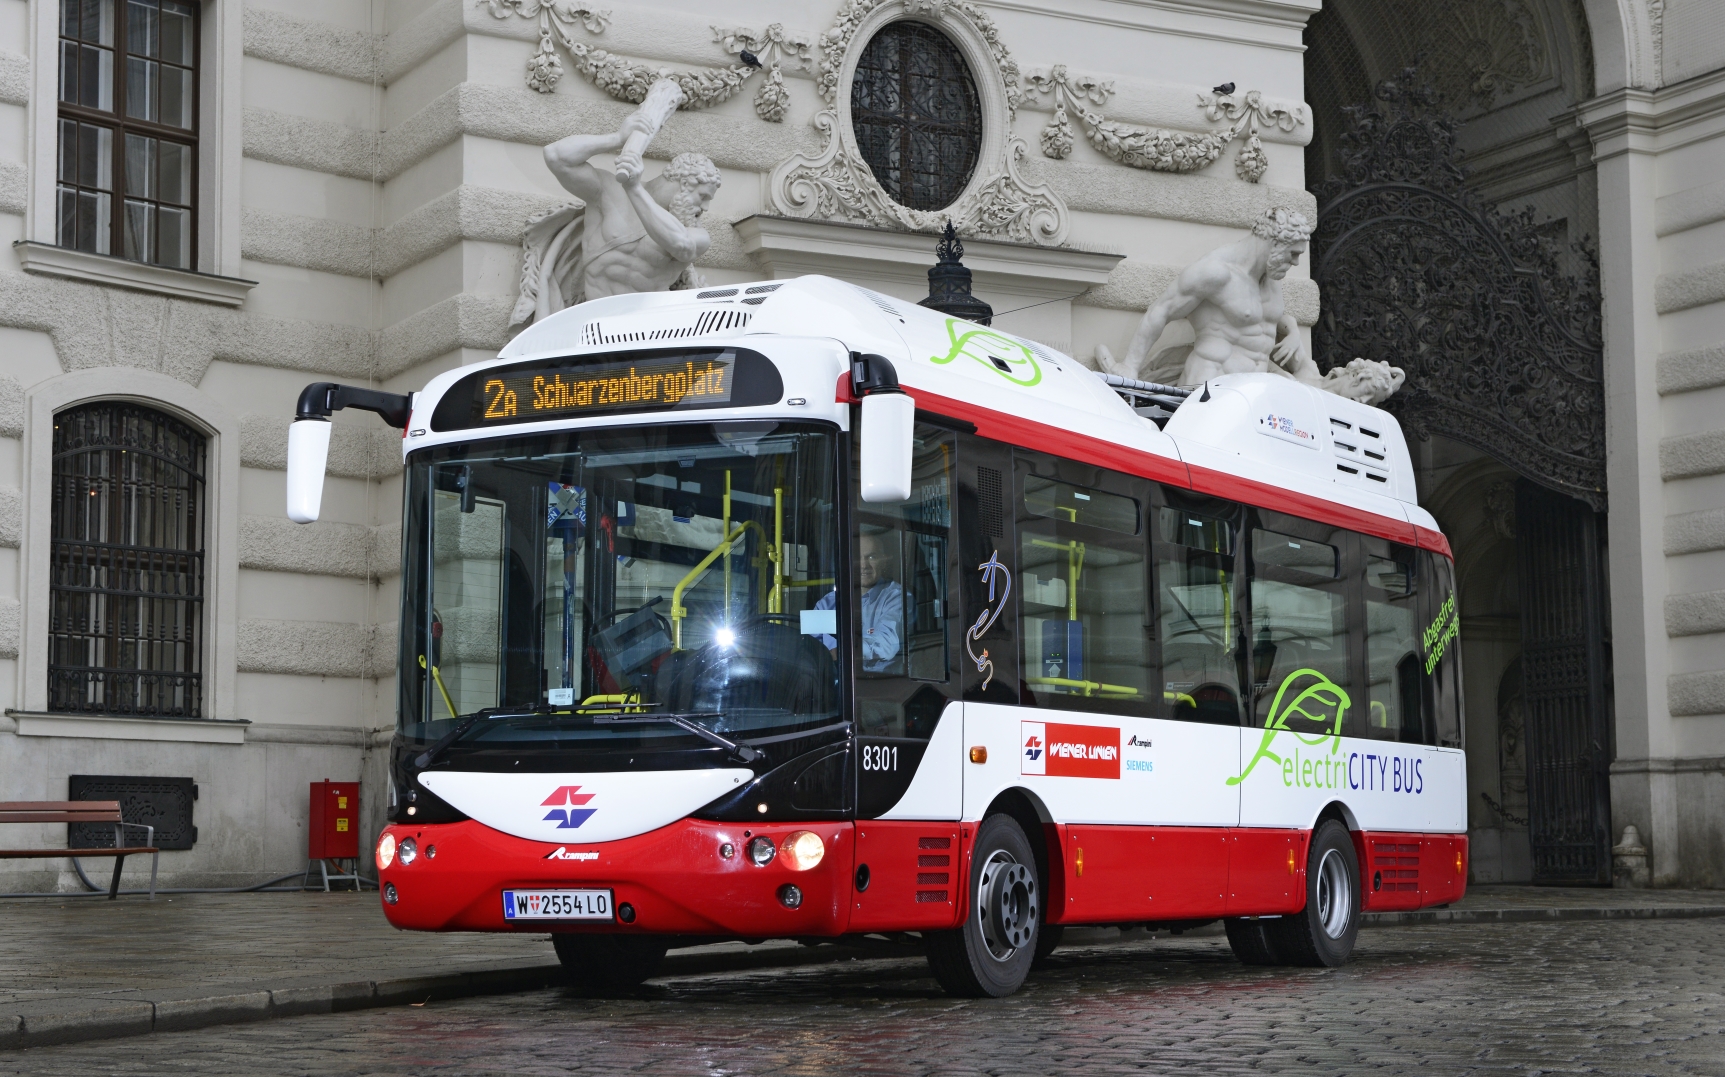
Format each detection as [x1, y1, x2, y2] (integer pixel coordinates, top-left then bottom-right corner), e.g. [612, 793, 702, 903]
[1304, 2, 1613, 884]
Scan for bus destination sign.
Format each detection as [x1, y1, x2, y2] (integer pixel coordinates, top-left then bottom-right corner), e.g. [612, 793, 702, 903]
[479, 356, 733, 423]
[431, 348, 783, 432]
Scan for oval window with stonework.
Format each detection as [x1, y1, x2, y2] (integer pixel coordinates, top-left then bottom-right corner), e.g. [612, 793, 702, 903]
[850, 21, 982, 212]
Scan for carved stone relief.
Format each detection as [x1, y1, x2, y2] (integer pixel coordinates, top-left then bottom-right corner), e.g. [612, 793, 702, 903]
[1416, 0, 1550, 112]
[768, 0, 1066, 245]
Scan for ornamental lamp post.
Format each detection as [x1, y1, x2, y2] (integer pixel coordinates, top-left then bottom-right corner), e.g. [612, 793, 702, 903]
[918, 221, 993, 325]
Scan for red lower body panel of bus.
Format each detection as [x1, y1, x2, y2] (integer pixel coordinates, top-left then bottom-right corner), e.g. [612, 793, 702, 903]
[376, 819, 1466, 934]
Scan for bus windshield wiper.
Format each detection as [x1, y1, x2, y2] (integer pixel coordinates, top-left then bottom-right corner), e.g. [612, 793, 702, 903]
[413, 707, 549, 769]
[591, 711, 764, 765]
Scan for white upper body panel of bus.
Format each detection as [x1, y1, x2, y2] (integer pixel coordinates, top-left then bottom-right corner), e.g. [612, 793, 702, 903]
[403, 274, 1440, 539]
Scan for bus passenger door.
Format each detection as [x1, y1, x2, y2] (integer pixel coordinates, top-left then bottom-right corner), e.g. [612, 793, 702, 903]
[847, 421, 963, 932]
[848, 420, 961, 822]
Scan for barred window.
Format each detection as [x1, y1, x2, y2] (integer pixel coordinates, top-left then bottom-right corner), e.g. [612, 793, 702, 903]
[850, 21, 981, 212]
[57, 0, 199, 269]
[50, 402, 206, 718]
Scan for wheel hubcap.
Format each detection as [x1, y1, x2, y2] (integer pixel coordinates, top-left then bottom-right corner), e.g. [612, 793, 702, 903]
[1314, 848, 1353, 939]
[977, 849, 1036, 962]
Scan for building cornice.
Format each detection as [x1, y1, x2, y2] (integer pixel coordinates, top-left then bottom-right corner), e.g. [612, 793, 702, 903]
[12, 243, 257, 307]
[733, 215, 1124, 299]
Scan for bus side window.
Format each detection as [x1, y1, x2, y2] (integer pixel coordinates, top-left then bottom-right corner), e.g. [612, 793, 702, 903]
[1247, 514, 1353, 738]
[850, 423, 957, 739]
[1419, 549, 1463, 748]
[1017, 453, 1152, 717]
[1359, 538, 1425, 743]
[1154, 493, 1245, 725]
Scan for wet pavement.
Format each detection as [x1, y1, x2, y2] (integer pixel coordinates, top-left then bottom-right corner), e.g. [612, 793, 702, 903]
[6, 916, 1724, 1075]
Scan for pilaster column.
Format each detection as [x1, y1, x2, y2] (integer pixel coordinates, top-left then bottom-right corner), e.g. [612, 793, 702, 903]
[1577, 88, 1678, 884]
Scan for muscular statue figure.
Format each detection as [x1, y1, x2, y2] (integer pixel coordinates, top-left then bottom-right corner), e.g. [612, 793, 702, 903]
[1109, 207, 1320, 387]
[511, 79, 723, 327]
[1099, 206, 1402, 404]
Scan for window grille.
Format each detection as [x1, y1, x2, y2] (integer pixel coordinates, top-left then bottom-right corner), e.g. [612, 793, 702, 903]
[850, 21, 981, 212]
[57, 0, 199, 269]
[49, 402, 206, 718]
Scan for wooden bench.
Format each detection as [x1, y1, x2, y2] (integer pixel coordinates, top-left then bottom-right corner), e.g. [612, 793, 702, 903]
[0, 801, 160, 899]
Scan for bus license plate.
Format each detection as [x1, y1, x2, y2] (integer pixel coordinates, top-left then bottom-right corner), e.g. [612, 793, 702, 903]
[501, 888, 613, 921]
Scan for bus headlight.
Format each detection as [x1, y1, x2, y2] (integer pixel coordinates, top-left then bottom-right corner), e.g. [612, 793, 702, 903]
[747, 836, 776, 866]
[377, 833, 397, 869]
[780, 831, 825, 871]
[398, 837, 418, 866]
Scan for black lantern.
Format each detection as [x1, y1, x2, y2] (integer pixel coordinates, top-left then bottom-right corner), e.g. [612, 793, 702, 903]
[918, 221, 992, 325]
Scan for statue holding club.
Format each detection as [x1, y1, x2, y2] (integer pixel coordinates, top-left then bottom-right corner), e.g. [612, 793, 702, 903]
[512, 79, 724, 327]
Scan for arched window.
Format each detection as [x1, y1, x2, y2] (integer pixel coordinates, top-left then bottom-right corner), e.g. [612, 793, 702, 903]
[850, 21, 981, 212]
[50, 402, 206, 717]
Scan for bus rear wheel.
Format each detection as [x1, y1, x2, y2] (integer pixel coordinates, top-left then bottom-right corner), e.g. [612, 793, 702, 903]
[1266, 819, 1361, 967]
[926, 814, 1039, 997]
[552, 933, 669, 986]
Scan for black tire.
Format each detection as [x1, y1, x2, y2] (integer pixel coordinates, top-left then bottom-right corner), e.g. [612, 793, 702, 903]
[1267, 819, 1361, 967]
[1223, 917, 1281, 965]
[552, 933, 669, 986]
[1031, 922, 1064, 968]
[926, 814, 1040, 997]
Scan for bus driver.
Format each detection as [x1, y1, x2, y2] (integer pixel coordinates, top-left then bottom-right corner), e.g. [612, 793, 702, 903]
[815, 531, 904, 672]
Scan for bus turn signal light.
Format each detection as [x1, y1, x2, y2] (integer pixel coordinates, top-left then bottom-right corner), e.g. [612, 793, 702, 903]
[969, 746, 987, 763]
[1288, 848, 1297, 875]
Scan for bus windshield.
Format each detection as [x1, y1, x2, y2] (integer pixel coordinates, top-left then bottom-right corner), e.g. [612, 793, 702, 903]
[398, 421, 842, 758]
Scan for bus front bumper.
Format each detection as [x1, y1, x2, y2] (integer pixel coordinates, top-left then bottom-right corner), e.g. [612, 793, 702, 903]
[376, 817, 856, 937]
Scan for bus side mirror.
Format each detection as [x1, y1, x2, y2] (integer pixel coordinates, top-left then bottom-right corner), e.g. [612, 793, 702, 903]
[859, 391, 915, 503]
[286, 419, 332, 524]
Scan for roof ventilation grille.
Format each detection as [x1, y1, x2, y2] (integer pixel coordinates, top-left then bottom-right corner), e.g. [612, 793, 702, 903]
[853, 286, 903, 319]
[580, 307, 751, 346]
[1328, 413, 1391, 488]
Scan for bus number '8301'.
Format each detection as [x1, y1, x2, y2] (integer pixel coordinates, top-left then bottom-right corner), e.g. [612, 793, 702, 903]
[861, 745, 898, 772]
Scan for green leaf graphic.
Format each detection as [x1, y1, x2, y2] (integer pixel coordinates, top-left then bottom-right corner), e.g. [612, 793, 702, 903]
[929, 320, 1042, 387]
[1227, 668, 1351, 786]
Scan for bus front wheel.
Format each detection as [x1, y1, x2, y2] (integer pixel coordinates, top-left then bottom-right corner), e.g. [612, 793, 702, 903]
[1268, 819, 1361, 967]
[552, 933, 669, 987]
[926, 813, 1040, 997]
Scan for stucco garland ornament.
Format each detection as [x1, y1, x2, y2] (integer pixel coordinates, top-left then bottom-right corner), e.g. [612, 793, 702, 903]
[1028, 71, 1304, 183]
[712, 24, 816, 123]
[769, 0, 1064, 245]
[1024, 66, 1114, 161]
[487, 0, 777, 112]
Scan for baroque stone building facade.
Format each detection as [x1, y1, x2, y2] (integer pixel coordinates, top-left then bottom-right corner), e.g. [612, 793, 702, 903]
[0, 0, 1719, 888]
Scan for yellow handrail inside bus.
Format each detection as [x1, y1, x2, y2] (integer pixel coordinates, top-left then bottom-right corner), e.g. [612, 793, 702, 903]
[1165, 690, 1198, 708]
[576, 691, 644, 714]
[419, 654, 459, 720]
[671, 522, 747, 649]
[1027, 676, 1141, 698]
[1030, 537, 1085, 620]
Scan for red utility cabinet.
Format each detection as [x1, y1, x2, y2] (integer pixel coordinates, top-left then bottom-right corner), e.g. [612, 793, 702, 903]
[308, 780, 359, 859]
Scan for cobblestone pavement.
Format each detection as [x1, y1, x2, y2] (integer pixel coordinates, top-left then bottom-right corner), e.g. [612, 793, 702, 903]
[4, 885, 1718, 1010]
[7, 918, 1723, 1076]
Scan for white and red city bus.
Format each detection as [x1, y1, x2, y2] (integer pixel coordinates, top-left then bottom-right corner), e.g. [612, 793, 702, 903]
[285, 275, 1466, 997]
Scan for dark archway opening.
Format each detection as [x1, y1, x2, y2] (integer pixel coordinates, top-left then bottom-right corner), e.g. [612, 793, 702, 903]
[1304, 1, 1613, 885]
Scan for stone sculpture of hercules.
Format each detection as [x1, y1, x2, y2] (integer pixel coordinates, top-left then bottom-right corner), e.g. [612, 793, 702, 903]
[1114, 207, 1323, 388]
[541, 113, 721, 301]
